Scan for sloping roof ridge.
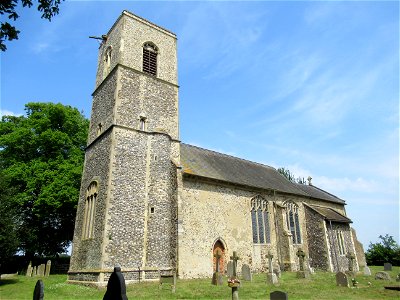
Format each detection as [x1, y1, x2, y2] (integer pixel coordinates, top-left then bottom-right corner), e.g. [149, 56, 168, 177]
[181, 143, 276, 170]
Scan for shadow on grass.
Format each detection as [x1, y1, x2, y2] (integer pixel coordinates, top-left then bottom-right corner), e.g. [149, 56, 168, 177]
[0, 278, 19, 286]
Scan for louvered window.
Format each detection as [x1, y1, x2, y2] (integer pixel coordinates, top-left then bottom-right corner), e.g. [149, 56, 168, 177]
[143, 43, 158, 76]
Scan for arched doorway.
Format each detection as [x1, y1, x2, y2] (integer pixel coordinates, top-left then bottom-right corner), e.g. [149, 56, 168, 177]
[213, 240, 225, 274]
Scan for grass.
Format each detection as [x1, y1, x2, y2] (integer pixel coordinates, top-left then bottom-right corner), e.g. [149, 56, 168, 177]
[0, 266, 399, 299]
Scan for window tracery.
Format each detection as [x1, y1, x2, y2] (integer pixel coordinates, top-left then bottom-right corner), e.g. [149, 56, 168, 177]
[251, 195, 271, 244]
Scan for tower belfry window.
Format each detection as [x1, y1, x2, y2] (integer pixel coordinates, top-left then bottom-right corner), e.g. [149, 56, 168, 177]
[143, 42, 158, 76]
[83, 181, 98, 239]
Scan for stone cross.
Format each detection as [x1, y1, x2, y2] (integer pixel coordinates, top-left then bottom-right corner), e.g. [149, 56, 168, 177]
[266, 251, 274, 273]
[346, 253, 355, 272]
[214, 250, 222, 273]
[230, 251, 240, 278]
[296, 249, 306, 271]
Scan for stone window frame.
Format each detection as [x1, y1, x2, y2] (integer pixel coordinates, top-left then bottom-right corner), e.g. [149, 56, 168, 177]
[250, 195, 271, 244]
[142, 42, 158, 76]
[82, 181, 98, 239]
[336, 230, 346, 255]
[139, 115, 147, 131]
[285, 201, 302, 244]
[103, 46, 112, 79]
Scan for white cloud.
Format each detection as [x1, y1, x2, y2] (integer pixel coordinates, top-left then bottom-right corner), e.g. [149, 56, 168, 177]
[0, 109, 23, 117]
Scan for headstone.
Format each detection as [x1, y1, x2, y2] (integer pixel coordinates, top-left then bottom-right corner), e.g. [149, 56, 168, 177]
[33, 280, 44, 300]
[296, 249, 310, 278]
[336, 272, 349, 287]
[230, 251, 240, 278]
[26, 262, 33, 277]
[45, 260, 51, 277]
[103, 266, 128, 300]
[375, 271, 391, 280]
[37, 264, 45, 276]
[212, 250, 223, 285]
[363, 266, 371, 276]
[227, 261, 234, 277]
[270, 290, 288, 300]
[228, 251, 241, 300]
[396, 273, 400, 282]
[241, 264, 252, 281]
[266, 251, 278, 284]
[273, 267, 281, 279]
[384, 263, 392, 271]
[346, 253, 355, 272]
[33, 266, 37, 276]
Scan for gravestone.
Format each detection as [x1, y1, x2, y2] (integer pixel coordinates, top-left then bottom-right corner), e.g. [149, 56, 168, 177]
[228, 251, 240, 300]
[103, 266, 128, 300]
[212, 249, 223, 285]
[270, 290, 288, 300]
[33, 280, 44, 300]
[241, 264, 252, 281]
[37, 264, 45, 276]
[266, 252, 278, 285]
[363, 266, 371, 276]
[396, 273, 400, 282]
[296, 249, 310, 279]
[33, 266, 37, 276]
[375, 271, 391, 280]
[384, 263, 392, 271]
[26, 262, 33, 277]
[227, 261, 234, 277]
[273, 266, 281, 279]
[336, 272, 349, 287]
[45, 260, 51, 277]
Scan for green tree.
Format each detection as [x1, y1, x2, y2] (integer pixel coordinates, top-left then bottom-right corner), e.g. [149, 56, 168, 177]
[365, 234, 400, 266]
[0, 102, 89, 259]
[1, 0, 64, 51]
[277, 167, 306, 184]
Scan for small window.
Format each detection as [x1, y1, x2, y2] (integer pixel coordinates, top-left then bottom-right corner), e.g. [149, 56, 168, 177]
[97, 123, 103, 136]
[103, 46, 112, 79]
[143, 42, 158, 76]
[139, 116, 146, 131]
[251, 196, 271, 244]
[150, 207, 155, 214]
[83, 181, 98, 239]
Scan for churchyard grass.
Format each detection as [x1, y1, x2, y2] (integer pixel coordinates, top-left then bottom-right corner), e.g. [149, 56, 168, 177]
[1, 266, 399, 299]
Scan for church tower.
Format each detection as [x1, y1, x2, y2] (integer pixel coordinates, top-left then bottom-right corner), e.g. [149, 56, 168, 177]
[68, 11, 179, 285]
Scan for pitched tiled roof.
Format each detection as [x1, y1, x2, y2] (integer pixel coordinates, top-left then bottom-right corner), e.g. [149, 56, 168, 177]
[180, 143, 307, 195]
[305, 204, 352, 223]
[295, 183, 345, 204]
[180, 143, 346, 205]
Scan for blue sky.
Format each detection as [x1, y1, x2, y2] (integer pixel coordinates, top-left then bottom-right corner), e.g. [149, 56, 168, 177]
[1, 1, 399, 249]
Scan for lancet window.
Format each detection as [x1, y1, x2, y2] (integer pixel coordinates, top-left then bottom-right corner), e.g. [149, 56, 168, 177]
[143, 42, 158, 76]
[251, 196, 271, 244]
[285, 201, 302, 244]
[83, 181, 98, 239]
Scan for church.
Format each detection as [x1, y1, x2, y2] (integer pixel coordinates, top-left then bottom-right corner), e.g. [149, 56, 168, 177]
[68, 11, 364, 286]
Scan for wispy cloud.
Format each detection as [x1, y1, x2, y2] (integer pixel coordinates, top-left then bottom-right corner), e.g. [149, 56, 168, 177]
[0, 109, 23, 117]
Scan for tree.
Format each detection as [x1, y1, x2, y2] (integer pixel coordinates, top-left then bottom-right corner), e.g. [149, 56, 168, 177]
[1, 0, 64, 51]
[277, 167, 306, 184]
[0, 102, 89, 259]
[365, 234, 400, 266]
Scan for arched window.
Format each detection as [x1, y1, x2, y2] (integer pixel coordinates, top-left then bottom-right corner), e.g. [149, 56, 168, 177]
[143, 42, 158, 76]
[83, 181, 98, 239]
[285, 201, 301, 244]
[103, 46, 112, 79]
[251, 196, 271, 244]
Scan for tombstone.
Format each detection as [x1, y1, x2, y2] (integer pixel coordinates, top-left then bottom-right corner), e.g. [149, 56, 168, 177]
[296, 249, 310, 279]
[346, 253, 355, 272]
[375, 271, 391, 280]
[241, 264, 252, 281]
[33, 266, 37, 276]
[230, 251, 240, 278]
[266, 252, 278, 285]
[227, 261, 234, 277]
[396, 273, 400, 282]
[336, 272, 349, 287]
[273, 266, 281, 279]
[103, 266, 128, 300]
[270, 290, 288, 300]
[37, 264, 45, 276]
[33, 280, 44, 300]
[212, 250, 223, 285]
[228, 251, 240, 300]
[363, 265, 371, 276]
[45, 260, 51, 277]
[384, 263, 392, 271]
[26, 262, 33, 277]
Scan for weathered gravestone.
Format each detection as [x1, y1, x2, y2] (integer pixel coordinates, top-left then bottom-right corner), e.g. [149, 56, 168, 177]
[296, 249, 310, 279]
[270, 290, 288, 300]
[227, 261, 234, 277]
[396, 273, 400, 282]
[266, 252, 278, 285]
[345, 253, 356, 277]
[227, 251, 240, 300]
[375, 271, 391, 280]
[33, 266, 37, 276]
[33, 280, 44, 300]
[384, 263, 392, 271]
[103, 266, 128, 300]
[363, 266, 371, 276]
[241, 264, 252, 281]
[37, 264, 45, 277]
[212, 249, 223, 285]
[45, 260, 51, 277]
[336, 272, 349, 287]
[26, 262, 33, 277]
